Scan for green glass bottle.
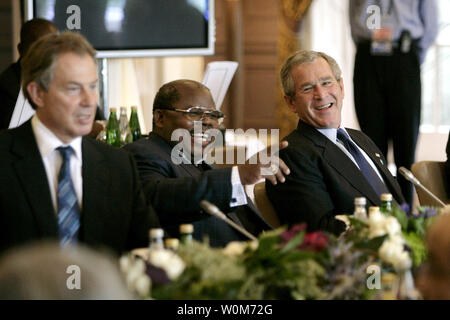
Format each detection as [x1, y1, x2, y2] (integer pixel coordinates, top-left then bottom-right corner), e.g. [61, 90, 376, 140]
[106, 107, 121, 147]
[380, 193, 393, 214]
[119, 107, 133, 145]
[179, 224, 194, 245]
[129, 106, 142, 142]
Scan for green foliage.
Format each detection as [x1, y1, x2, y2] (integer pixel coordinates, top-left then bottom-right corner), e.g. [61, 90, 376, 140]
[151, 241, 245, 300]
[390, 205, 408, 230]
[238, 229, 326, 299]
[387, 205, 437, 267]
[403, 232, 427, 267]
[147, 205, 440, 300]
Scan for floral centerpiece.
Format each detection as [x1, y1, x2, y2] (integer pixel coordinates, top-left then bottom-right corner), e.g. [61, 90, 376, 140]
[120, 204, 443, 300]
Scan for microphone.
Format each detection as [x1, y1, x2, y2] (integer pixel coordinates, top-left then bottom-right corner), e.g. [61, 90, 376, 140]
[200, 200, 258, 241]
[398, 167, 446, 207]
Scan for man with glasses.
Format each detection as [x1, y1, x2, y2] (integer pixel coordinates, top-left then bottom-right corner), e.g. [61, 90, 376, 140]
[124, 79, 290, 247]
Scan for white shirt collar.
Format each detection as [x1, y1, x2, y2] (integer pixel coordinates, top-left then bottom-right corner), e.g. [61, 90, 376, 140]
[31, 114, 82, 159]
[316, 126, 350, 144]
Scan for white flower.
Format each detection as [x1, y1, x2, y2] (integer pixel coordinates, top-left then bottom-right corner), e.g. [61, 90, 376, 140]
[135, 275, 152, 298]
[223, 241, 247, 257]
[148, 249, 185, 280]
[249, 240, 259, 251]
[120, 255, 152, 297]
[369, 227, 387, 239]
[125, 258, 146, 288]
[119, 255, 131, 273]
[378, 235, 411, 271]
[384, 216, 401, 237]
[392, 251, 412, 270]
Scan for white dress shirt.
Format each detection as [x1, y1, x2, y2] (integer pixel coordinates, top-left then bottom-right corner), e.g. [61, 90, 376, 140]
[317, 127, 386, 183]
[31, 115, 83, 214]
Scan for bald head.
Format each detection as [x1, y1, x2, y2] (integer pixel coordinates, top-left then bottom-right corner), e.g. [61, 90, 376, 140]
[18, 18, 58, 57]
[153, 79, 212, 111]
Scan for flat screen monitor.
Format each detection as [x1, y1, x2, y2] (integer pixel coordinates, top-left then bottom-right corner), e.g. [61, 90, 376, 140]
[25, 0, 215, 58]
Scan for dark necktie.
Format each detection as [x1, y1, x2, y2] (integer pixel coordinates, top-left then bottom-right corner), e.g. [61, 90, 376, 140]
[337, 128, 389, 197]
[56, 146, 80, 246]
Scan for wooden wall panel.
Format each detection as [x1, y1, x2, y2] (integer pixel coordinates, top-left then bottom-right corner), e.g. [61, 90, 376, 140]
[242, 0, 279, 130]
[204, 0, 280, 130]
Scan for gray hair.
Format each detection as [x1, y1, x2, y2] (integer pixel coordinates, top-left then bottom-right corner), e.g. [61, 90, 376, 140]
[280, 50, 342, 100]
[21, 31, 97, 110]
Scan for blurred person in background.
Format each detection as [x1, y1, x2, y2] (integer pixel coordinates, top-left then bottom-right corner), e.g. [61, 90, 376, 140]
[0, 18, 57, 130]
[0, 242, 132, 299]
[417, 208, 450, 300]
[349, 0, 439, 207]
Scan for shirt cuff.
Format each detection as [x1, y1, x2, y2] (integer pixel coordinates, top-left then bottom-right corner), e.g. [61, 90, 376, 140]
[230, 166, 248, 207]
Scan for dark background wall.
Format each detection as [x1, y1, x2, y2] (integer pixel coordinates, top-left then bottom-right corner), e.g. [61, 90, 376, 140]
[0, 0, 13, 71]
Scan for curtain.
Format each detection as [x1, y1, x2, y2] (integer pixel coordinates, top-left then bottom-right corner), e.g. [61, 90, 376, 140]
[106, 56, 204, 134]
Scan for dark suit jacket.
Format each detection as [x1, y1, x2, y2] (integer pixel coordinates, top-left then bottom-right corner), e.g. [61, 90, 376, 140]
[0, 61, 21, 130]
[0, 120, 160, 255]
[124, 132, 271, 247]
[266, 121, 405, 235]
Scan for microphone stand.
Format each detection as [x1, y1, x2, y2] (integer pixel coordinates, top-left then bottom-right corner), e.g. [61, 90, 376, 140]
[398, 167, 446, 207]
[200, 200, 258, 241]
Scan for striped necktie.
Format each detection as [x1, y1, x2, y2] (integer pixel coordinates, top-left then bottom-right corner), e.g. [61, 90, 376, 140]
[56, 146, 80, 246]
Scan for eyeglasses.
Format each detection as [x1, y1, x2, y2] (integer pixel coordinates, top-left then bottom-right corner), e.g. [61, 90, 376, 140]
[155, 106, 225, 122]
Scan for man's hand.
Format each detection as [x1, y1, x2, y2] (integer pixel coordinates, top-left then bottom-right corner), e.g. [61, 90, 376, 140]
[238, 141, 290, 185]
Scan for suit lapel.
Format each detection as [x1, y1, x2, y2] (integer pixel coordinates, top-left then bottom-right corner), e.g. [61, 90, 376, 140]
[80, 138, 109, 243]
[299, 122, 380, 204]
[148, 132, 209, 177]
[349, 130, 404, 203]
[323, 143, 380, 204]
[11, 121, 58, 237]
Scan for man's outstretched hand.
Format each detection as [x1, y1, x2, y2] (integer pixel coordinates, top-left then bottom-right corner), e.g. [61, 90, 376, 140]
[238, 141, 290, 185]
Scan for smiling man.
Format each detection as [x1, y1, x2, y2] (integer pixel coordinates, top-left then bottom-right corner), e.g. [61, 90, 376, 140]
[266, 50, 405, 235]
[124, 79, 290, 247]
[0, 32, 159, 255]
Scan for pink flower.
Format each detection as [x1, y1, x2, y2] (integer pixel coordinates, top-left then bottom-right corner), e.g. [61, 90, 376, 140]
[280, 223, 307, 243]
[299, 232, 329, 252]
[280, 224, 329, 252]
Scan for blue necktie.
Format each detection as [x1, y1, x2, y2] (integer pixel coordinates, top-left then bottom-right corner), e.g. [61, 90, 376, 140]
[337, 129, 389, 197]
[56, 146, 80, 246]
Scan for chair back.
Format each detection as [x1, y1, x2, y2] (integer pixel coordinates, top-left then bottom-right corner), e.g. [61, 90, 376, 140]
[253, 181, 280, 228]
[411, 161, 449, 207]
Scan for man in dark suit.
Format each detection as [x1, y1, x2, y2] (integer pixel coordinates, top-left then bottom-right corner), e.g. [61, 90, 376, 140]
[124, 79, 290, 247]
[0, 18, 57, 130]
[266, 50, 405, 236]
[0, 32, 159, 255]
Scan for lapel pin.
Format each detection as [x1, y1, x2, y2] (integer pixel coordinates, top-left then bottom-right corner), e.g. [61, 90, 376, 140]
[375, 153, 384, 165]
